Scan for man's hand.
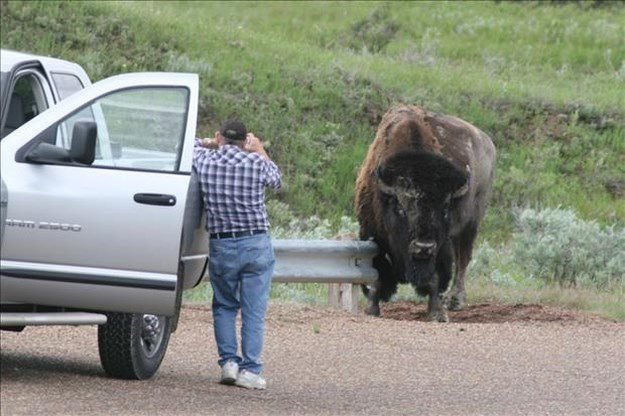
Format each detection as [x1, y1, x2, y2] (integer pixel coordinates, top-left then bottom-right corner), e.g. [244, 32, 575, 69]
[200, 137, 219, 149]
[244, 133, 270, 160]
[244, 134, 263, 152]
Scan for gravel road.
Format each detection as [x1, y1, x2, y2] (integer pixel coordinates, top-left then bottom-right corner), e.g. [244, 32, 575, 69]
[1, 302, 624, 416]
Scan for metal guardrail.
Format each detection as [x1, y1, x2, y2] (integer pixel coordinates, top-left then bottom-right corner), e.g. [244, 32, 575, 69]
[271, 239, 379, 313]
[202, 239, 379, 313]
[271, 239, 378, 284]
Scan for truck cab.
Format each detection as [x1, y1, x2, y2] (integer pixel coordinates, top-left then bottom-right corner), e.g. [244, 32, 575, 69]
[1, 49, 91, 138]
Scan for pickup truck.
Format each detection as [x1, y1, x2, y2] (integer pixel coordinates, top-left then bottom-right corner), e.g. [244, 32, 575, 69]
[0, 49, 208, 379]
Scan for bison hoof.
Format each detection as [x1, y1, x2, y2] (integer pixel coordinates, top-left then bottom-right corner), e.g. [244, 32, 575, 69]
[365, 303, 381, 317]
[449, 293, 466, 311]
[428, 310, 449, 323]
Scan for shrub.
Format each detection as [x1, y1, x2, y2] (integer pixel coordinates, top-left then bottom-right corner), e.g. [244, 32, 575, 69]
[469, 242, 523, 287]
[330, 6, 399, 54]
[511, 207, 625, 289]
[268, 200, 359, 239]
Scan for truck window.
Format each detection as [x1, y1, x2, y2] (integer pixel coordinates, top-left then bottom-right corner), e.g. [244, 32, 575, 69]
[1, 73, 49, 138]
[51, 72, 84, 100]
[56, 86, 189, 171]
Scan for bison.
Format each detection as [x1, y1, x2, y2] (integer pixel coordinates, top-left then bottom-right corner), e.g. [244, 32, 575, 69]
[355, 105, 496, 322]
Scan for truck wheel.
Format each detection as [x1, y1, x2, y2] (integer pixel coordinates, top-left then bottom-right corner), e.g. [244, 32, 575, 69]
[98, 312, 172, 380]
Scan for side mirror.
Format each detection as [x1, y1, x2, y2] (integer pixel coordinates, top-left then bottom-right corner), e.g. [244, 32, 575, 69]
[25, 142, 72, 164]
[24, 120, 97, 166]
[69, 121, 97, 165]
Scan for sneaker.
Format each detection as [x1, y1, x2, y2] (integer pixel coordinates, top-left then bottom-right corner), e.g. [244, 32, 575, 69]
[235, 370, 267, 390]
[220, 361, 239, 385]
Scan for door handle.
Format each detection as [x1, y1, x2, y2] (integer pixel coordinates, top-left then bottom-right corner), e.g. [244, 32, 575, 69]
[133, 193, 177, 206]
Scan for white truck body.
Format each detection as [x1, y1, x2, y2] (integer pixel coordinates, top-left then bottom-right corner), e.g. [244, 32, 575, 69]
[0, 49, 208, 379]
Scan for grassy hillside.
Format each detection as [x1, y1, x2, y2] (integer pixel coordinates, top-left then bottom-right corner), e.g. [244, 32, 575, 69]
[2, 1, 623, 227]
[2, 1, 624, 317]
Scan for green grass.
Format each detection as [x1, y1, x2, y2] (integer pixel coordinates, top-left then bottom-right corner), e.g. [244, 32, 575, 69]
[184, 282, 329, 307]
[185, 280, 624, 321]
[2, 0, 624, 319]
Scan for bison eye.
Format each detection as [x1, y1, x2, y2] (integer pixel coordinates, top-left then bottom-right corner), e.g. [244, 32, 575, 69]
[381, 193, 394, 206]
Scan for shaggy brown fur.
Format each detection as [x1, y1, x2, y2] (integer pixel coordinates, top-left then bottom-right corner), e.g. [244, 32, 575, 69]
[356, 105, 442, 244]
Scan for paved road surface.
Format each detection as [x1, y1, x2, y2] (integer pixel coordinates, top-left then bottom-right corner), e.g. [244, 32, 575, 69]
[1, 303, 624, 415]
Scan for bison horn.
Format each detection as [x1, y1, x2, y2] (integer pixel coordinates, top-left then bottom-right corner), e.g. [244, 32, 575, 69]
[375, 166, 396, 195]
[452, 165, 471, 199]
[452, 183, 469, 198]
[377, 179, 397, 196]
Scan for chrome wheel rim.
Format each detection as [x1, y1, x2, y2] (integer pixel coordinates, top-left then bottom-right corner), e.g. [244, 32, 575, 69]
[140, 314, 165, 358]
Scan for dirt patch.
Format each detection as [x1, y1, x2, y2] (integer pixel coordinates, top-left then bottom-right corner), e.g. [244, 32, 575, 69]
[380, 301, 610, 324]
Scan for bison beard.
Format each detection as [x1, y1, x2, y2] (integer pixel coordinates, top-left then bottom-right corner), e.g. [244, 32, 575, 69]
[410, 260, 436, 297]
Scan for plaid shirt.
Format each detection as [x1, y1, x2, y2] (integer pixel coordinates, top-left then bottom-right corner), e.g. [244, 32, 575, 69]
[193, 139, 282, 234]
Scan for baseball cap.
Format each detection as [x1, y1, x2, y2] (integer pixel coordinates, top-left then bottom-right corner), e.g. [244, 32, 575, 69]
[220, 120, 247, 141]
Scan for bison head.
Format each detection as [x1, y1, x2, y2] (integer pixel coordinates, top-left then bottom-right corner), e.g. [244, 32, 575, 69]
[376, 150, 468, 292]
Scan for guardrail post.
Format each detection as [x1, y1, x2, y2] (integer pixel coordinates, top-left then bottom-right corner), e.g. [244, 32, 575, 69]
[328, 283, 340, 309]
[328, 283, 361, 314]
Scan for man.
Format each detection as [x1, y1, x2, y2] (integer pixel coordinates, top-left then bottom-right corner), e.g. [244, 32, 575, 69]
[193, 120, 281, 390]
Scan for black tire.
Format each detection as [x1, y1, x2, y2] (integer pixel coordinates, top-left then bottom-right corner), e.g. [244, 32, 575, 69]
[98, 312, 172, 380]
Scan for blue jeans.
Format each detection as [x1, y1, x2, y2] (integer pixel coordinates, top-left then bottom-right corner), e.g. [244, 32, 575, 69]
[209, 233, 274, 374]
